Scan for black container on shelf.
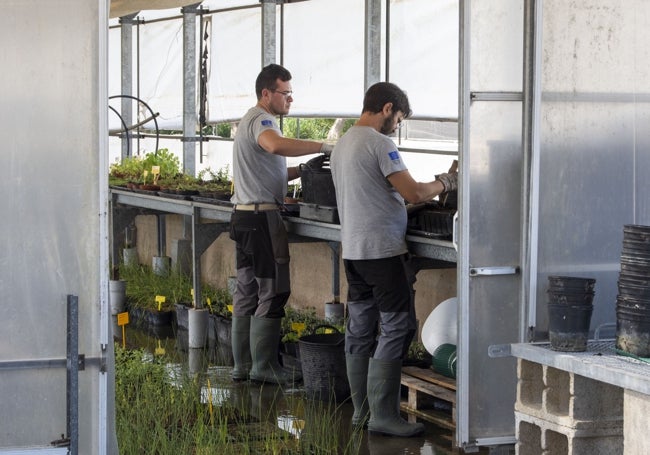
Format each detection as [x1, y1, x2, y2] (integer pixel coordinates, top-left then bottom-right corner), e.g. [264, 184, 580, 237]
[299, 155, 337, 208]
[547, 303, 593, 352]
[547, 290, 595, 306]
[616, 224, 650, 357]
[547, 275, 596, 293]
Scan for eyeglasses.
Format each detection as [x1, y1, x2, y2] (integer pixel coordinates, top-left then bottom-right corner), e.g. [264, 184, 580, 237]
[270, 89, 293, 98]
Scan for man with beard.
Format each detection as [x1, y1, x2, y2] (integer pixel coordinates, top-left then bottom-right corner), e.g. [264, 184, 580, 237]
[330, 82, 457, 436]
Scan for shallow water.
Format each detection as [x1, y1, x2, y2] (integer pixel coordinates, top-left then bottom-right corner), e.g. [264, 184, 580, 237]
[116, 321, 479, 455]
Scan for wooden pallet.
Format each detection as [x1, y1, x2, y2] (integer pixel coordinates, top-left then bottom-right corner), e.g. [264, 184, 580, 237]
[400, 366, 456, 430]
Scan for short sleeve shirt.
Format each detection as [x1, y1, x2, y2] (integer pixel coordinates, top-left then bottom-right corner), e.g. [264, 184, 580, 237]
[231, 106, 287, 205]
[330, 126, 409, 260]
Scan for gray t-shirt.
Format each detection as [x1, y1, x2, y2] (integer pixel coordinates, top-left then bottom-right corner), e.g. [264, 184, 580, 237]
[330, 125, 409, 260]
[231, 106, 287, 205]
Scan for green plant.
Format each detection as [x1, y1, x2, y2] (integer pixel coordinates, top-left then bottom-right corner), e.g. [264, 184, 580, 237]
[109, 148, 181, 186]
[119, 263, 192, 311]
[114, 344, 363, 453]
[280, 307, 339, 343]
[202, 285, 232, 317]
[407, 341, 431, 364]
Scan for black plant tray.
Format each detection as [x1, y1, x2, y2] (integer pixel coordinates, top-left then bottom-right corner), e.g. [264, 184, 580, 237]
[132, 189, 159, 196]
[191, 195, 233, 207]
[158, 192, 194, 200]
[281, 203, 301, 216]
[299, 202, 339, 223]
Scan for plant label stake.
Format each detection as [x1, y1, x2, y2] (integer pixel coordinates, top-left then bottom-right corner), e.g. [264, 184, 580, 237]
[117, 311, 129, 349]
[155, 340, 165, 356]
[143, 169, 149, 184]
[151, 165, 160, 185]
[227, 304, 233, 314]
[155, 295, 166, 312]
[206, 378, 214, 425]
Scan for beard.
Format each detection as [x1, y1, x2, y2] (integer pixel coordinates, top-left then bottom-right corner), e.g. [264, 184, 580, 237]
[380, 115, 397, 136]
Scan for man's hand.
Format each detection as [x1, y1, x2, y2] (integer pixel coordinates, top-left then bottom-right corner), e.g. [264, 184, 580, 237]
[436, 172, 458, 193]
[320, 142, 334, 157]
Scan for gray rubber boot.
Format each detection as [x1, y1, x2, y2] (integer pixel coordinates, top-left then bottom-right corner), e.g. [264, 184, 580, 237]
[346, 354, 370, 429]
[367, 358, 424, 437]
[231, 316, 252, 381]
[249, 316, 302, 385]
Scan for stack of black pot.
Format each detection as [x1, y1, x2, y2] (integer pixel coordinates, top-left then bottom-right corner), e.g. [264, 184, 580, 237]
[547, 275, 596, 352]
[616, 224, 650, 357]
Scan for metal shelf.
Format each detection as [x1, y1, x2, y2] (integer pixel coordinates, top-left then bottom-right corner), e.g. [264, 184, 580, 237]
[110, 189, 457, 262]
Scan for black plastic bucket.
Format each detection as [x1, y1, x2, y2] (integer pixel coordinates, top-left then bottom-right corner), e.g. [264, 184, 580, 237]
[298, 325, 349, 401]
[299, 155, 337, 208]
[623, 224, 650, 243]
[547, 276, 596, 293]
[618, 283, 650, 300]
[547, 303, 593, 352]
[547, 290, 594, 306]
[616, 310, 650, 357]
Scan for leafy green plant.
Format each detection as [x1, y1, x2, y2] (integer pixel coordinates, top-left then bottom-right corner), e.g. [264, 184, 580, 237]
[109, 148, 181, 186]
[280, 307, 339, 343]
[281, 118, 355, 140]
[114, 344, 363, 454]
[119, 263, 192, 311]
[202, 285, 232, 317]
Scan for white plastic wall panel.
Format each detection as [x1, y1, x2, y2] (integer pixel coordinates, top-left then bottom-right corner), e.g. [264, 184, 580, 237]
[389, 0, 459, 120]
[458, 0, 523, 447]
[0, 1, 107, 452]
[534, 0, 650, 334]
[207, 7, 262, 122]
[281, 0, 366, 117]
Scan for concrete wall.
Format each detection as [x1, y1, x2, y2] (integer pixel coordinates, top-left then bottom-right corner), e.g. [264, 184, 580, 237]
[132, 214, 457, 338]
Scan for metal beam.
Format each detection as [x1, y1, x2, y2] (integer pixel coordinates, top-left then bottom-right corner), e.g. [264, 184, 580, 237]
[261, 0, 277, 66]
[364, 0, 381, 89]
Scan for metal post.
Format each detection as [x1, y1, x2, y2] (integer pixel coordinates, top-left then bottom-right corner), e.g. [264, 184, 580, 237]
[182, 4, 200, 177]
[119, 14, 137, 159]
[261, 0, 277, 66]
[521, 0, 543, 340]
[364, 0, 381, 89]
[157, 214, 166, 257]
[328, 242, 340, 302]
[67, 295, 79, 455]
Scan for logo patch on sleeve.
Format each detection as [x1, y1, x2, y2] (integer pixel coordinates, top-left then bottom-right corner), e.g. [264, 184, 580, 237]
[388, 150, 400, 161]
[261, 119, 273, 126]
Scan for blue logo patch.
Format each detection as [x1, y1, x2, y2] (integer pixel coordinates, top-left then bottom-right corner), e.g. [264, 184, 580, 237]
[261, 119, 273, 126]
[388, 150, 400, 161]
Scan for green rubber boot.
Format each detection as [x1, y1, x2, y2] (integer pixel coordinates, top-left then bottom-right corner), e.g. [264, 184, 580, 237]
[367, 358, 424, 437]
[346, 354, 370, 429]
[249, 316, 301, 385]
[231, 316, 252, 381]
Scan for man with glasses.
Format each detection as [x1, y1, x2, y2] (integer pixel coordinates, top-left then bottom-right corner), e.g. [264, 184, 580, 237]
[229, 63, 332, 385]
[330, 82, 457, 436]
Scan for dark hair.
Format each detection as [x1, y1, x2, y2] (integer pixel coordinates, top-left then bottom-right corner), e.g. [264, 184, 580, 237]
[362, 82, 412, 118]
[255, 64, 292, 99]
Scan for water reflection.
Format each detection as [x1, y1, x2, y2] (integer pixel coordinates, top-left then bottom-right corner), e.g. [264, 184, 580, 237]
[117, 321, 476, 455]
